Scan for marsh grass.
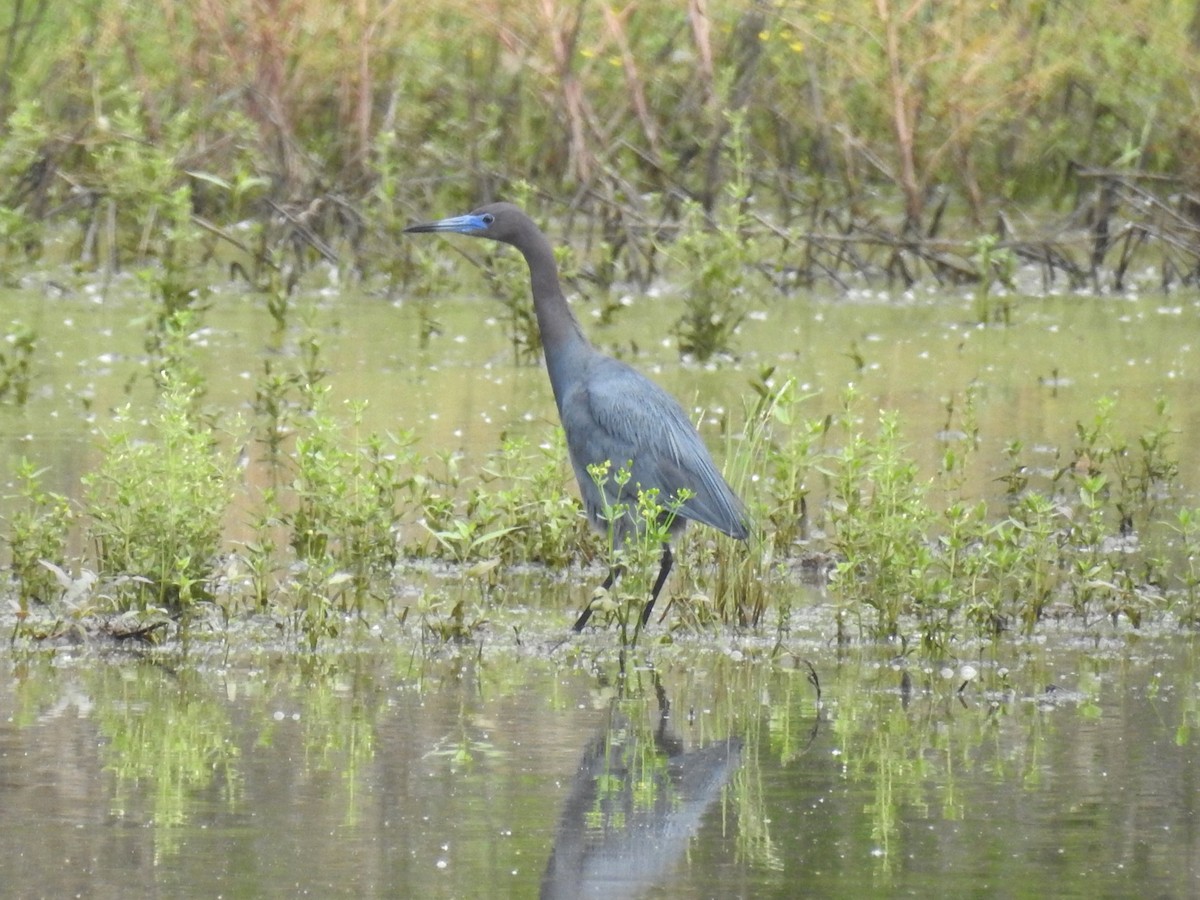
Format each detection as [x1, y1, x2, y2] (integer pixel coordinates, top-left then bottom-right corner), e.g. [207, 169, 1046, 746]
[3, 262, 1197, 652]
[5, 2, 1199, 295]
[8, 337, 1198, 652]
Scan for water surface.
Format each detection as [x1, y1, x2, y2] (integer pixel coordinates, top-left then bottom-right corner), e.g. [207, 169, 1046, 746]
[1, 618, 1197, 897]
[1, 274, 1199, 897]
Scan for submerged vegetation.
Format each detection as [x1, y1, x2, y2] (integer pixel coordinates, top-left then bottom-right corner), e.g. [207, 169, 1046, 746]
[1, 1, 1200, 651]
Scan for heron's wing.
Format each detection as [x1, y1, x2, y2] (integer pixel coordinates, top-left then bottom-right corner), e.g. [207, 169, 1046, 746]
[560, 356, 747, 539]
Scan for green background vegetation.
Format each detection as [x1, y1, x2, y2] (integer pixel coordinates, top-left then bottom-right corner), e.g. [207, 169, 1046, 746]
[3, 0, 1200, 650]
[3, 0, 1200, 273]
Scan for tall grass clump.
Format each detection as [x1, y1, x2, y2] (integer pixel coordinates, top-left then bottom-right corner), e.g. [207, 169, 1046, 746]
[692, 368, 825, 630]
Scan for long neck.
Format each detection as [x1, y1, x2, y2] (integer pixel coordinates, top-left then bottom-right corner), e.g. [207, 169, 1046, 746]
[518, 233, 592, 403]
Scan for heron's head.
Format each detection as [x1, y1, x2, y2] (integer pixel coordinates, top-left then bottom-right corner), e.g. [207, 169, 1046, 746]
[404, 202, 528, 248]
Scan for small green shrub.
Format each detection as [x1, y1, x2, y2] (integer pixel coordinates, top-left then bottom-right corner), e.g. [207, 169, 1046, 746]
[287, 391, 415, 610]
[5, 459, 73, 611]
[475, 433, 586, 567]
[668, 115, 758, 361]
[0, 320, 36, 405]
[828, 406, 938, 642]
[84, 374, 234, 609]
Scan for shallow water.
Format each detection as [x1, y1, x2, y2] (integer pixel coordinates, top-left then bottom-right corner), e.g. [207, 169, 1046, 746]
[1, 272, 1200, 896]
[1, 616, 1198, 898]
[3, 273, 1199, 502]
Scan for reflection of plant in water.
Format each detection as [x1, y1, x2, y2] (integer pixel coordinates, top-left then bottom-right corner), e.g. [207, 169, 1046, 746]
[93, 666, 240, 859]
[294, 657, 382, 822]
[823, 646, 1109, 872]
[424, 730, 502, 770]
[421, 662, 507, 771]
[589, 709, 672, 824]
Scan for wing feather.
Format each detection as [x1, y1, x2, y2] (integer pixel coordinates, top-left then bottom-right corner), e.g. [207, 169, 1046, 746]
[559, 354, 747, 539]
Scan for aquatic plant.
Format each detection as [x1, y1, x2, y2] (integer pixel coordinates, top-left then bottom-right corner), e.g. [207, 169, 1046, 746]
[287, 391, 415, 611]
[83, 372, 234, 610]
[690, 368, 820, 629]
[1169, 507, 1200, 625]
[668, 117, 757, 362]
[0, 320, 36, 406]
[969, 233, 1016, 325]
[827, 405, 938, 643]
[475, 434, 587, 568]
[4, 459, 72, 615]
[582, 460, 691, 646]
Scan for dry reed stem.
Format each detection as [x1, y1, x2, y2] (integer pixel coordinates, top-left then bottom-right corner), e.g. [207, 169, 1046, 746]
[686, 0, 715, 111]
[600, 2, 662, 165]
[874, 0, 924, 230]
[540, 0, 595, 182]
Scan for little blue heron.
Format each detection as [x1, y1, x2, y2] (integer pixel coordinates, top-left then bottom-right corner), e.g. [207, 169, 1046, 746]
[405, 202, 748, 630]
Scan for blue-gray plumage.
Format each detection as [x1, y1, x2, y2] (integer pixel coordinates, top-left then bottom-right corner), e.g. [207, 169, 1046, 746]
[405, 202, 748, 630]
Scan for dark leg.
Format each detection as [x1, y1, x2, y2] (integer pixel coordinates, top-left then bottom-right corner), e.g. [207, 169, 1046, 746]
[572, 565, 622, 632]
[640, 543, 674, 626]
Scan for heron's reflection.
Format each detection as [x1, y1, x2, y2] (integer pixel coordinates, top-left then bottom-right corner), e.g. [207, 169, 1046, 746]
[540, 681, 742, 899]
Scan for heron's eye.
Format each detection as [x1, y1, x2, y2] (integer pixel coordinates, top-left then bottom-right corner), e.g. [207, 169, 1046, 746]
[482, 214, 495, 226]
